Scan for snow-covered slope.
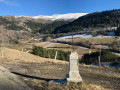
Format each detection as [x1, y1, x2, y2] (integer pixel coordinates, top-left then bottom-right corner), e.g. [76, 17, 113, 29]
[18, 13, 88, 21]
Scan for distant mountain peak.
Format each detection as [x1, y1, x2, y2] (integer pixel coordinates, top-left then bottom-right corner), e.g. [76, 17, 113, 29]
[32, 13, 88, 21]
[4, 13, 88, 21]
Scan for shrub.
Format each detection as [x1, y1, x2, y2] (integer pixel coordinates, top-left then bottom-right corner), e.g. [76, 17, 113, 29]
[32, 46, 70, 61]
[81, 50, 119, 64]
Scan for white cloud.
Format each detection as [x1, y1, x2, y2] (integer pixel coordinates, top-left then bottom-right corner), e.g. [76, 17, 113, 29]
[0, 0, 19, 6]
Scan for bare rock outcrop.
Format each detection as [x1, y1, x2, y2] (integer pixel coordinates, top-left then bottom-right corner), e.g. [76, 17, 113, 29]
[0, 66, 32, 90]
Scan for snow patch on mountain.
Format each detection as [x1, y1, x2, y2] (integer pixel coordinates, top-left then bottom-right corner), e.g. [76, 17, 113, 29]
[15, 13, 88, 21]
[32, 13, 88, 21]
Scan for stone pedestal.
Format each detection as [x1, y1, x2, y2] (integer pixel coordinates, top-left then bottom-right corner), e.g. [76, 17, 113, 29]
[67, 51, 82, 83]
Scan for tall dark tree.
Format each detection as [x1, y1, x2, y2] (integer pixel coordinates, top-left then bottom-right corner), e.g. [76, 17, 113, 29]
[115, 27, 120, 36]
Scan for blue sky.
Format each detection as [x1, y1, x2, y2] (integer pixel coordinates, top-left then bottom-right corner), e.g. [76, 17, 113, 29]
[0, 0, 120, 16]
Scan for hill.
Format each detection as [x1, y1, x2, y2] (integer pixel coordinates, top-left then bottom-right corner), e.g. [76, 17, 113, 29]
[0, 13, 86, 33]
[53, 9, 120, 33]
[0, 14, 84, 43]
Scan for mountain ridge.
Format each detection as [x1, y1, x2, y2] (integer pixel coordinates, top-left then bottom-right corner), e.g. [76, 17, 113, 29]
[0, 13, 88, 33]
[15, 13, 88, 21]
[0, 9, 120, 35]
[53, 9, 120, 33]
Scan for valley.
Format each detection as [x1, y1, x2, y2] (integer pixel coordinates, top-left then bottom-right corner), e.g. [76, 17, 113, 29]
[0, 9, 120, 90]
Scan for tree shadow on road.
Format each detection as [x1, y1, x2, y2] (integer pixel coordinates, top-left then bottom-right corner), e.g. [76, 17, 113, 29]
[11, 72, 67, 84]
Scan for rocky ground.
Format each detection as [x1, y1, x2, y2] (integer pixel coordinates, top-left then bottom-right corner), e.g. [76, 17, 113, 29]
[0, 65, 32, 90]
[0, 59, 120, 90]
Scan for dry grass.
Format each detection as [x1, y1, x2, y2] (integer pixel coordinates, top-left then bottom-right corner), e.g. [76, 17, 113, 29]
[0, 47, 68, 64]
[74, 37, 115, 44]
[28, 80, 110, 90]
[47, 43, 73, 51]
[57, 37, 115, 45]
[80, 64, 120, 72]
[84, 83, 110, 90]
[32, 42, 51, 47]
[9, 44, 29, 51]
[80, 82, 110, 90]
